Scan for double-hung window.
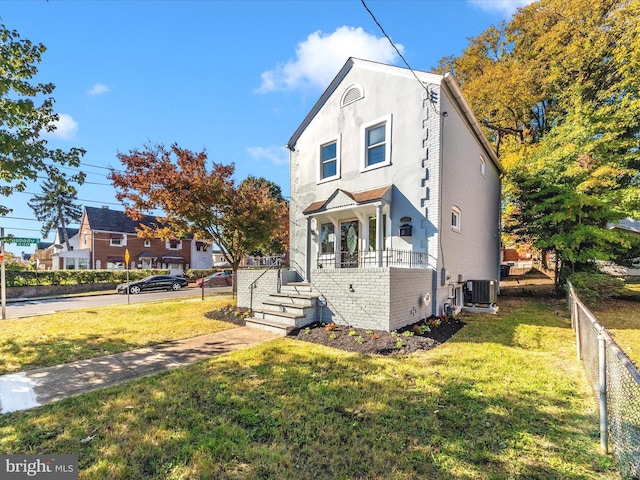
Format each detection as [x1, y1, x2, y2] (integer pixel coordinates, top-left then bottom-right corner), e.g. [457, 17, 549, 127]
[319, 137, 340, 182]
[362, 114, 392, 171]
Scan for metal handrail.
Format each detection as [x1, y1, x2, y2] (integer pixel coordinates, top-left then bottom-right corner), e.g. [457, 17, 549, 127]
[249, 257, 283, 312]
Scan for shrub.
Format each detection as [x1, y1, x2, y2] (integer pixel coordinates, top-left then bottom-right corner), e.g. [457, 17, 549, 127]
[568, 272, 626, 303]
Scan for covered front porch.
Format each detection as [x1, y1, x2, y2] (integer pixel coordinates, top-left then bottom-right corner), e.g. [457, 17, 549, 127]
[301, 185, 432, 279]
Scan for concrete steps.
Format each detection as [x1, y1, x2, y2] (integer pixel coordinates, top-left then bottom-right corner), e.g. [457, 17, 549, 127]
[246, 282, 318, 336]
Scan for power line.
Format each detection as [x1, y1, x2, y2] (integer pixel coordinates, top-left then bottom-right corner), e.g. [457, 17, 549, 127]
[0, 227, 42, 233]
[359, 0, 439, 114]
[2, 216, 37, 221]
[35, 175, 113, 187]
[16, 191, 122, 207]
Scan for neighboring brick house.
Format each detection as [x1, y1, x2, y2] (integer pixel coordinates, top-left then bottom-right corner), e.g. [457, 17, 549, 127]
[73, 206, 212, 273]
[239, 58, 503, 334]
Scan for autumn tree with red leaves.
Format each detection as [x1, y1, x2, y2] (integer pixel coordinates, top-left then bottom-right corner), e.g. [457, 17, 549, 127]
[109, 143, 287, 283]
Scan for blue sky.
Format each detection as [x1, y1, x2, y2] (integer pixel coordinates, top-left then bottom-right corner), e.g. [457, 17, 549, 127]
[1, 0, 532, 256]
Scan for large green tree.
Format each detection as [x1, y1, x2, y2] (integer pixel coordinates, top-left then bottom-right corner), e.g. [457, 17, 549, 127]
[27, 177, 83, 251]
[110, 144, 286, 283]
[0, 24, 85, 215]
[437, 0, 640, 284]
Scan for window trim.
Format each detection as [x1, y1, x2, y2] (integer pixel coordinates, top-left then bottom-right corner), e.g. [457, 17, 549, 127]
[451, 206, 462, 232]
[167, 240, 182, 250]
[480, 155, 487, 177]
[320, 222, 336, 254]
[361, 114, 392, 172]
[318, 136, 341, 184]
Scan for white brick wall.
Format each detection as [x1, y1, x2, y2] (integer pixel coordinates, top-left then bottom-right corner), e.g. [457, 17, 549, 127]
[236, 269, 301, 309]
[389, 268, 434, 331]
[240, 267, 435, 332]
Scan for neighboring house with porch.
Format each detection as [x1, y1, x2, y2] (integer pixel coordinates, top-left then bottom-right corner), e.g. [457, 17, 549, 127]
[48, 227, 84, 270]
[238, 58, 503, 334]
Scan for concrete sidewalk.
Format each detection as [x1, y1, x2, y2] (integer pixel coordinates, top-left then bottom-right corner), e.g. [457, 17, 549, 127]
[0, 327, 279, 415]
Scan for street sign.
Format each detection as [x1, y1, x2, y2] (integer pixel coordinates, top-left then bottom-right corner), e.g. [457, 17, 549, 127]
[125, 249, 130, 265]
[6, 237, 40, 246]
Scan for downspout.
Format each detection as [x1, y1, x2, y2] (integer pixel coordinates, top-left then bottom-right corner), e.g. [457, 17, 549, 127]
[91, 230, 95, 269]
[434, 107, 446, 316]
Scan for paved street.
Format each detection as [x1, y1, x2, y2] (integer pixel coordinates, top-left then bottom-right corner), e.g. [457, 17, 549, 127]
[3, 285, 233, 320]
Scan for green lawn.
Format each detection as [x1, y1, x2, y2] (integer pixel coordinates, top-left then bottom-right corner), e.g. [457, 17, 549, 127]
[0, 296, 618, 479]
[578, 280, 640, 367]
[0, 297, 236, 375]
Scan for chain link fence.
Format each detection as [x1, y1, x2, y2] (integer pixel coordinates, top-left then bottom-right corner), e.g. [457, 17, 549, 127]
[567, 282, 640, 479]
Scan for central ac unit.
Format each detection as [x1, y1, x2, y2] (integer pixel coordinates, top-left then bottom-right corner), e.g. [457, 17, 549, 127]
[464, 280, 497, 305]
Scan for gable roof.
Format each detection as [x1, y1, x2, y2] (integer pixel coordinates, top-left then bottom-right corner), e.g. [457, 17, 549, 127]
[83, 206, 161, 234]
[54, 227, 78, 243]
[286, 57, 502, 174]
[303, 185, 392, 215]
[608, 218, 640, 235]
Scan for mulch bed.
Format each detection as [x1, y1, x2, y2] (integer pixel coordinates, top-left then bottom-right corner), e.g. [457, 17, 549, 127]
[205, 306, 466, 356]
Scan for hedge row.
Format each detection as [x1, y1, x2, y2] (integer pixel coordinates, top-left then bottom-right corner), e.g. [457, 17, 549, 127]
[5, 270, 172, 287]
[5, 268, 233, 287]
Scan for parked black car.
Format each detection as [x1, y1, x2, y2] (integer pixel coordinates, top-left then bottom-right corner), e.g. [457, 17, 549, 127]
[116, 275, 189, 294]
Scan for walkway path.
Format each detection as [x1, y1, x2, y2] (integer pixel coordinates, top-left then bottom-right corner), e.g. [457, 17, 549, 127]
[0, 327, 279, 414]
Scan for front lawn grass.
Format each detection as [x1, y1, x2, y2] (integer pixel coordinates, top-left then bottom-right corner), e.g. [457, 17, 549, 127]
[0, 297, 235, 375]
[0, 297, 617, 479]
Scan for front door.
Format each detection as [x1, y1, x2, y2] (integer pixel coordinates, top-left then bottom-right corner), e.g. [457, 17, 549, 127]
[340, 220, 359, 268]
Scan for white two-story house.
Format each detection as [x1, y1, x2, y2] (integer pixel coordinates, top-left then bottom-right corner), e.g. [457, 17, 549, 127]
[239, 58, 503, 334]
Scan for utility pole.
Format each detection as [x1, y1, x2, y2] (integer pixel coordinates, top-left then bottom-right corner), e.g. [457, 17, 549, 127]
[1, 227, 6, 320]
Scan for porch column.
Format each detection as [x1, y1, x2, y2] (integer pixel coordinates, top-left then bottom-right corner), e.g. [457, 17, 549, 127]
[376, 203, 383, 267]
[305, 216, 312, 282]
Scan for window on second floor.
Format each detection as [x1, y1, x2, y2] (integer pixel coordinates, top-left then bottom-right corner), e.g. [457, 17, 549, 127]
[144, 240, 151, 248]
[362, 115, 392, 171]
[480, 155, 486, 177]
[168, 240, 181, 250]
[319, 136, 340, 183]
[110, 234, 123, 246]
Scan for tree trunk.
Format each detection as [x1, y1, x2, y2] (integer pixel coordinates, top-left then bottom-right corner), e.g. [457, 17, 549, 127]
[59, 206, 71, 252]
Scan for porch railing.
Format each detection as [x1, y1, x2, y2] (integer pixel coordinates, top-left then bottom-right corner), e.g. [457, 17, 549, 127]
[316, 248, 431, 269]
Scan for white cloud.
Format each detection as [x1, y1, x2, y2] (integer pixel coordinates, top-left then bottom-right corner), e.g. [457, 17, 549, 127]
[45, 113, 79, 140]
[87, 82, 111, 96]
[246, 146, 289, 166]
[468, 0, 535, 16]
[257, 26, 402, 93]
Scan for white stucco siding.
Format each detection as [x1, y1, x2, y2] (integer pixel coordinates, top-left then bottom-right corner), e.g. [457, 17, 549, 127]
[436, 89, 501, 310]
[289, 65, 443, 275]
